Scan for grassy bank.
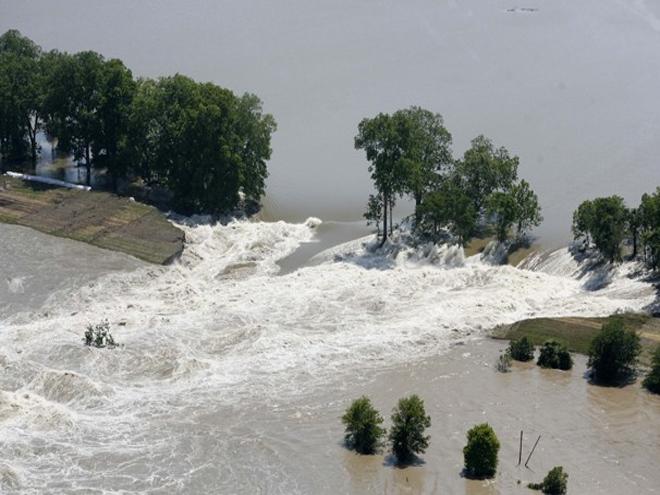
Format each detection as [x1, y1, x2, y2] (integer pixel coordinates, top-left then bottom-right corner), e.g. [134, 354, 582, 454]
[0, 175, 184, 264]
[492, 313, 660, 366]
[463, 235, 539, 266]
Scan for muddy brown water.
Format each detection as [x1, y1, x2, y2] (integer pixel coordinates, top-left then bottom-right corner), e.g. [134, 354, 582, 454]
[230, 339, 660, 494]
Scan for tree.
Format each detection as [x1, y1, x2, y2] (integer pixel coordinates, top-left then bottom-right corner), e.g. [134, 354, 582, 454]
[572, 196, 628, 262]
[537, 340, 573, 370]
[511, 179, 542, 237]
[388, 395, 431, 463]
[393, 106, 452, 223]
[642, 345, 660, 394]
[341, 396, 386, 454]
[486, 191, 517, 242]
[0, 30, 44, 163]
[416, 178, 477, 244]
[587, 318, 641, 383]
[364, 193, 383, 236]
[355, 112, 410, 245]
[508, 337, 534, 361]
[639, 188, 660, 269]
[463, 423, 500, 479]
[529, 466, 568, 494]
[627, 207, 641, 259]
[455, 135, 519, 215]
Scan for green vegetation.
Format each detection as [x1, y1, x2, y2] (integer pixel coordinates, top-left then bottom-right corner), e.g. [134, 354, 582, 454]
[84, 321, 117, 348]
[642, 345, 660, 394]
[355, 109, 541, 247]
[573, 188, 660, 269]
[529, 466, 568, 494]
[388, 394, 431, 463]
[463, 423, 500, 479]
[508, 336, 534, 362]
[537, 341, 573, 370]
[0, 30, 275, 215]
[496, 351, 512, 373]
[341, 397, 386, 454]
[587, 318, 641, 383]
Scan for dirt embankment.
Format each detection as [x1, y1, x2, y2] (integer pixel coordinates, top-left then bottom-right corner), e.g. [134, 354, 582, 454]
[0, 176, 184, 264]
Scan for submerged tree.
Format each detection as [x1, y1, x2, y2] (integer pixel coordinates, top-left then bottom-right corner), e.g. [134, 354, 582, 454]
[587, 318, 641, 383]
[642, 345, 660, 394]
[388, 395, 431, 464]
[341, 396, 386, 454]
[463, 423, 500, 479]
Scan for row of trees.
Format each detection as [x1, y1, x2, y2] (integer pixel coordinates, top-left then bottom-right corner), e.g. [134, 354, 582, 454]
[572, 188, 660, 268]
[355, 108, 542, 246]
[0, 30, 276, 214]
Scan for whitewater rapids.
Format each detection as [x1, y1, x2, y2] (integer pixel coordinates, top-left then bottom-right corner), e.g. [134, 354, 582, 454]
[0, 218, 655, 493]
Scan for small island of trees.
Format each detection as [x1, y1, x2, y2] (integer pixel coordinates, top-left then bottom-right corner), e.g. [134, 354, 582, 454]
[0, 29, 276, 215]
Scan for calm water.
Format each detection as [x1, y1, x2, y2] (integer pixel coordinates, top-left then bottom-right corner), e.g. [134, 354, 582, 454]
[2, 0, 660, 242]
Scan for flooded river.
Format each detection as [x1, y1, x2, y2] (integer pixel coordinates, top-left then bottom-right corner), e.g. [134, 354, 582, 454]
[1, 218, 658, 493]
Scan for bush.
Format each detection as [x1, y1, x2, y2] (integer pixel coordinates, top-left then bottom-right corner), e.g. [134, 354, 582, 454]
[341, 396, 386, 454]
[83, 320, 117, 348]
[496, 351, 512, 373]
[587, 319, 641, 383]
[463, 423, 500, 479]
[529, 466, 568, 494]
[642, 345, 660, 394]
[388, 395, 431, 463]
[509, 337, 534, 361]
[537, 340, 573, 370]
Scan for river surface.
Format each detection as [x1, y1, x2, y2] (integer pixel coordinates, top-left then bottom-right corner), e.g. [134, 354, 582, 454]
[1, 218, 659, 493]
[3, 0, 660, 242]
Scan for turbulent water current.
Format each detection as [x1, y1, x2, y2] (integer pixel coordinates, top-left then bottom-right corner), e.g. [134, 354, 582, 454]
[0, 218, 657, 493]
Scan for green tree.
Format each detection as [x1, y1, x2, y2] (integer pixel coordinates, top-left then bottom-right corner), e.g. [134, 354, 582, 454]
[642, 345, 660, 394]
[639, 188, 660, 269]
[341, 396, 386, 454]
[529, 466, 568, 494]
[511, 179, 542, 238]
[0, 30, 44, 163]
[486, 191, 517, 242]
[572, 196, 628, 262]
[455, 135, 519, 215]
[388, 395, 431, 464]
[508, 336, 534, 362]
[587, 318, 641, 383]
[463, 423, 500, 479]
[416, 178, 477, 244]
[364, 193, 383, 236]
[537, 340, 573, 370]
[355, 113, 410, 245]
[393, 106, 452, 223]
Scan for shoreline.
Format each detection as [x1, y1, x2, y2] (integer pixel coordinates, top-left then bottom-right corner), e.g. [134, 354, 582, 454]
[0, 175, 184, 265]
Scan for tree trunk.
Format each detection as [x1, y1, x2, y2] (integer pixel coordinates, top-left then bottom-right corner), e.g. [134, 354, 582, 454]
[85, 145, 91, 186]
[632, 233, 638, 259]
[381, 192, 388, 246]
[389, 199, 393, 236]
[414, 191, 422, 227]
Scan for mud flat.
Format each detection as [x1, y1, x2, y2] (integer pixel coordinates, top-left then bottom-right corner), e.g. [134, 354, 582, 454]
[0, 176, 183, 264]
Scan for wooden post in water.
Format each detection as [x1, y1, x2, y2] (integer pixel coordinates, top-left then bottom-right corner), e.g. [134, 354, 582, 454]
[518, 430, 523, 465]
[525, 435, 542, 468]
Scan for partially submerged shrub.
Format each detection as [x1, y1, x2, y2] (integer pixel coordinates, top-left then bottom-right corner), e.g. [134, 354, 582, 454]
[642, 345, 660, 394]
[537, 340, 573, 370]
[496, 351, 512, 373]
[587, 318, 641, 383]
[341, 396, 386, 454]
[508, 337, 534, 361]
[83, 320, 117, 348]
[463, 423, 500, 479]
[388, 395, 431, 463]
[529, 466, 568, 494]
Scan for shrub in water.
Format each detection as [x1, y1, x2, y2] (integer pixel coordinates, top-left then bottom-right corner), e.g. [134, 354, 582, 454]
[508, 337, 534, 361]
[537, 340, 573, 370]
[388, 395, 431, 463]
[83, 320, 117, 348]
[496, 351, 512, 373]
[642, 345, 660, 394]
[341, 396, 386, 454]
[463, 423, 500, 479]
[587, 318, 641, 383]
[529, 466, 568, 494]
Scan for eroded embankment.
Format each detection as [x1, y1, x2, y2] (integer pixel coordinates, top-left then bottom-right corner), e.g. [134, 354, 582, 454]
[0, 176, 184, 264]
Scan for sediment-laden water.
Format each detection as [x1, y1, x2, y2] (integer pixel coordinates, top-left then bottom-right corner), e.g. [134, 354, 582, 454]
[0, 219, 658, 493]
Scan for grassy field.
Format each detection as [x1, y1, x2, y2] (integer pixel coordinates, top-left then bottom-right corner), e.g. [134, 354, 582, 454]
[493, 313, 660, 366]
[0, 175, 184, 264]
